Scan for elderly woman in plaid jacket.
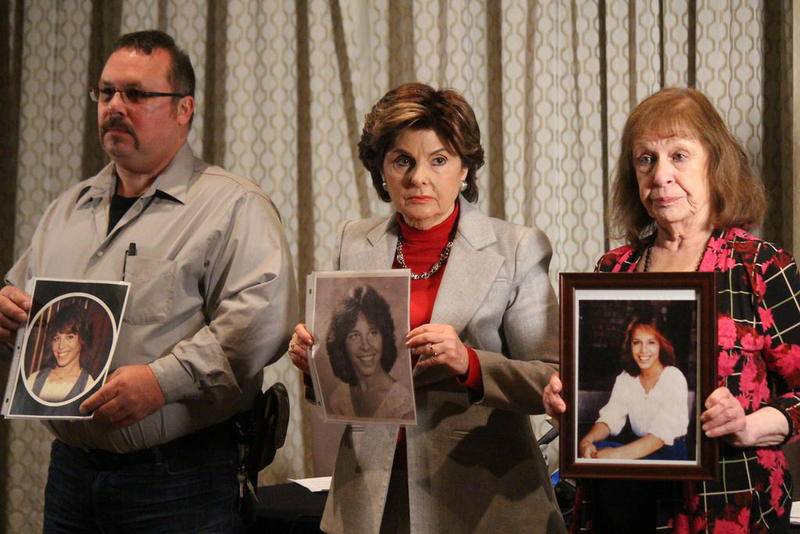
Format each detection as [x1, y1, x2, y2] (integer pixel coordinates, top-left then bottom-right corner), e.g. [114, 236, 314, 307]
[545, 87, 800, 533]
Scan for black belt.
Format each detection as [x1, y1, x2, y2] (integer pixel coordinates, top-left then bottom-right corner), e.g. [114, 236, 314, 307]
[65, 418, 237, 470]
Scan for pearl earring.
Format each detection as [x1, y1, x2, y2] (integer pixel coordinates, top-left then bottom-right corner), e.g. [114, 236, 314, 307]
[460, 181, 468, 192]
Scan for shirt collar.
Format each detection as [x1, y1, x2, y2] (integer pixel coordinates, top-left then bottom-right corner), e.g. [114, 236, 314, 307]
[76, 143, 194, 207]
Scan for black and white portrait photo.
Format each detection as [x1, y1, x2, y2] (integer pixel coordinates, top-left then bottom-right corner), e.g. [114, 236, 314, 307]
[3, 278, 129, 419]
[307, 270, 415, 424]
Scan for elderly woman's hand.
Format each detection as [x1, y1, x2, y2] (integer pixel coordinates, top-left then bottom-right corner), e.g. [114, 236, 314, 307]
[543, 373, 566, 417]
[288, 323, 314, 375]
[701, 387, 747, 441]
[701, 387, 789, 447]
[406, 323, 469, 376]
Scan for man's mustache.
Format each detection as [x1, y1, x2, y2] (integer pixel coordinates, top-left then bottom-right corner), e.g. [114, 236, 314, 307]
[100, 116, 139, 147]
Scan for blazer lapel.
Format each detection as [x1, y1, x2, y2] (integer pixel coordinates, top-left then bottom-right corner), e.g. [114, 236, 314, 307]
[343, 204, 505, 385]
[340, 217, 398, 270]
[414, 200, 504, 381]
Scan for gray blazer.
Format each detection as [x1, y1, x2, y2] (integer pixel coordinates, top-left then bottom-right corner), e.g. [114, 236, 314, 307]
[321, 199, 566, 534]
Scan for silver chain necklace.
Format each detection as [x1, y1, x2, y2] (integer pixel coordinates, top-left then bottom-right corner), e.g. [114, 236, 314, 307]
[395, 235, 454, 280]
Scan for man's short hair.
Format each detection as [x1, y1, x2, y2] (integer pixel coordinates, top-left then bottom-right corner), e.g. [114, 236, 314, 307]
[112, 30, 195, 99]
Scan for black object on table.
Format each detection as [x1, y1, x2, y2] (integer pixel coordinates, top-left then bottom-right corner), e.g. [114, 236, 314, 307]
[251, 483, 327, 533]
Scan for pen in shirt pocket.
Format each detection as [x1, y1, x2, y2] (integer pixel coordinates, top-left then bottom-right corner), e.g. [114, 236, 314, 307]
[121, 242, 137, 281]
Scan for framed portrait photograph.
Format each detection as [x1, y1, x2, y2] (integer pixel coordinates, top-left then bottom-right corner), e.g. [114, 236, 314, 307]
[2, 278, 130, 419]
[306, 269, 416, 425]
[559, 272, 717, 480]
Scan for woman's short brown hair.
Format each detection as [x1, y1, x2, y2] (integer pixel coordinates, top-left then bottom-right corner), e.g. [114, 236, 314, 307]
[610, 87, 766, 246]
[358, 82, 485, 203]
[44, 301, 94, 370]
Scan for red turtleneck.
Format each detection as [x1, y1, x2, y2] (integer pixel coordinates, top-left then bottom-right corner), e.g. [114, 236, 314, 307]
[301, 203, 481, 399]
[393, 203, 482, 390]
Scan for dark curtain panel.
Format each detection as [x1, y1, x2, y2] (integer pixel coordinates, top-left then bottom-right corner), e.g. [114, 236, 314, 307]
[0, 0, 25, 525]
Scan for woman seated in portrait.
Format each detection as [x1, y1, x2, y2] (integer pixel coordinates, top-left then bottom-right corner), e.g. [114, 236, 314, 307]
[326, 285, 414, 420]
[27, 303, 95, 402]
[579, 314, 689, 461]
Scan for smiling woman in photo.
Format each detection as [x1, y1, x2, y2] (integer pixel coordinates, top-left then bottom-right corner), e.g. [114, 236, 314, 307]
[579, 314, 689, 461]
[325, 285, 413, 420]
[27, 303, 95, 402]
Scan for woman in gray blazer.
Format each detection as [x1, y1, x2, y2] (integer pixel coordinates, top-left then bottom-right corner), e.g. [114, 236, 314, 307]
[288, 83, 565, 534]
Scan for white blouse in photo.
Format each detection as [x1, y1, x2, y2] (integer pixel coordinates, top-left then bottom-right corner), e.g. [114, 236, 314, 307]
[596, 365, 689, 445]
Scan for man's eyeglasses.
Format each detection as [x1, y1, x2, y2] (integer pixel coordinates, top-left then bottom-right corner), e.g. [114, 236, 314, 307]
[89, 86, 188, 104]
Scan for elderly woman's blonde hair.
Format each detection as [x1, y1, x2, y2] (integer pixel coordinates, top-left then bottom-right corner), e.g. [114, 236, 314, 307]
[610, 87, 766, 247]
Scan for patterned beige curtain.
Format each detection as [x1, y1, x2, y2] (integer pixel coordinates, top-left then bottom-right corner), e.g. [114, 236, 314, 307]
[1, 0, 796, 531]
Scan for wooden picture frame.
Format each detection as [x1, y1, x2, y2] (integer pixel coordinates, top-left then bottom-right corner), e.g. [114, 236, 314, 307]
[559, 272, 717, 480]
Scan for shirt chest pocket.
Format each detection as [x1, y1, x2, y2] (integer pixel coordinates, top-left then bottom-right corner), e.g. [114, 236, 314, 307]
[124, 256, 177, 325]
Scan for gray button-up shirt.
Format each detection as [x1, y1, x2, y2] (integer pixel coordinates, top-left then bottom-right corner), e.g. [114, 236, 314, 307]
[6, 144, 297, 452]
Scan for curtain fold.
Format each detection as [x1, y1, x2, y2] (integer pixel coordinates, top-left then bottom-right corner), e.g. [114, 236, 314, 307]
[0, 0, 26, 525]
[3, 1, 796, 531]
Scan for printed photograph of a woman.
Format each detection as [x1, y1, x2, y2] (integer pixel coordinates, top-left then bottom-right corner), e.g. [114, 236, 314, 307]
[4, 279, 128, 419]
[24, 296, 113, 404]
[325, 285, 414, 421]
[579, 314, 689, 460]
[575, 300, 696, 463]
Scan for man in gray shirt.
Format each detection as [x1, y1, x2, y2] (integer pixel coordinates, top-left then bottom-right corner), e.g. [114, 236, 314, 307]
[0, 30, 296, 532]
